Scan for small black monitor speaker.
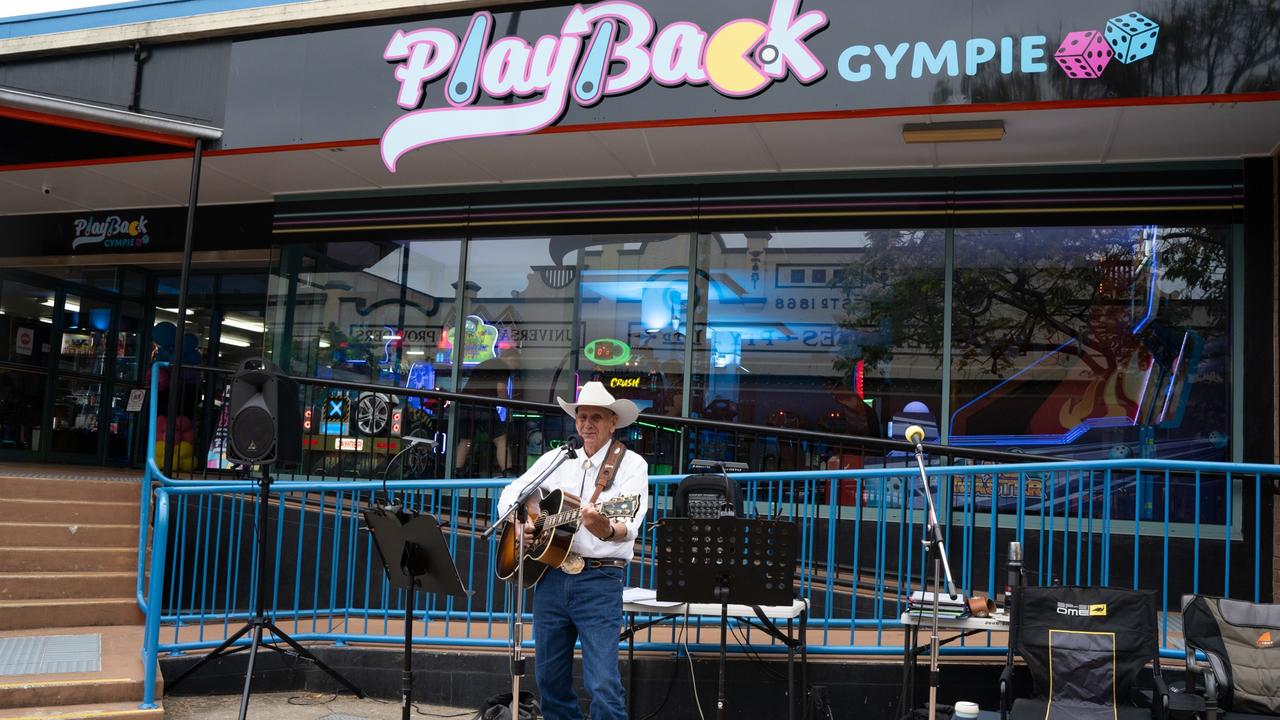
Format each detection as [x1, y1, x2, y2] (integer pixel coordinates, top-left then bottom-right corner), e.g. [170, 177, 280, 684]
[673, 473, 743, 519]
[227, 358, 301, 466]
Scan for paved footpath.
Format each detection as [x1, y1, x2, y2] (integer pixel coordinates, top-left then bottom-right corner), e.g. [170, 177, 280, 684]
[164, 692, 475, 719]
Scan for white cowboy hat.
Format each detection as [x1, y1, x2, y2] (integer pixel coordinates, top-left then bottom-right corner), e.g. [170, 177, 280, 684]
[556, 381, 641, 429]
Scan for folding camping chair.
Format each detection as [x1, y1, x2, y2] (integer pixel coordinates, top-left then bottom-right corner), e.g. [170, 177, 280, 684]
[1181, 595, 1280, 720]
[1000, 586, 1170, 720]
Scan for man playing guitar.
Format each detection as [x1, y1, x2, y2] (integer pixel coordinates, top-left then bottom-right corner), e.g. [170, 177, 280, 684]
[496, 381, 649, 720]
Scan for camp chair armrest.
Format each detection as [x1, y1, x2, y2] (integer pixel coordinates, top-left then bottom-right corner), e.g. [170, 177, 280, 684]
[1183, 647, 1198, 692]
[1182, 654, 1220, 718]
[1150, 670, 1170, 720]
[1200, 665, 1218, 720]
[999, 664, 1014, 720]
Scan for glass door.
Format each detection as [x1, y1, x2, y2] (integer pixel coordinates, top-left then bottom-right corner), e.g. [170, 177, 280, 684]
[108, 301, 147, 464]
[47, 290, 120, 463]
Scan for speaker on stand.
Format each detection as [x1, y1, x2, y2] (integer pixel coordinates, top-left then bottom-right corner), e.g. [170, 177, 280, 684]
[166, 358, 363, 719]
[227, 358, 301, 467]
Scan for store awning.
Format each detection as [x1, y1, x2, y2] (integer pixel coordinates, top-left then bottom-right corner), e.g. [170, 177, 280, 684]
[0, 85, 221, 166]
[1, 95, 1278, 214]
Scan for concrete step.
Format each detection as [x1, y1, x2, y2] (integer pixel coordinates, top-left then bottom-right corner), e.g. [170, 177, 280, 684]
[0, 548, 134, 574]
[0, 573, 136, 601]
[0, 679, 148, 714]
[0, 523, 138, 548]
[0, 477, 140, 504]
[0, 500, 136, 526]
[0, 625, 158, 713]
[0, 599, 143, 631]
[0, 700, 164, 719]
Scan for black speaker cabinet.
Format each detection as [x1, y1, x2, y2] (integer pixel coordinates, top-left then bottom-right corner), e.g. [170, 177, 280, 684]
[227, 358, 301, 466]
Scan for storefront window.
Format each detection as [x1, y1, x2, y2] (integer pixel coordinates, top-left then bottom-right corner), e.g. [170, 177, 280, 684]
[49, 377, 101, 455]
[105, 385, 136, 462]
[0, 368, 45, 452]
[155, 275, 215, 370]
[0, 280, 55, 368]
[949, 225, 1231, 522]
[265, 240, 462, 472]
[270, 241, 462, 384]
[693, 230, 945, 450]
[116, 302, 145, 382]
[460, 235, 691, 406]
[460, 234, 690, 474]
[58, 293, 113, 375]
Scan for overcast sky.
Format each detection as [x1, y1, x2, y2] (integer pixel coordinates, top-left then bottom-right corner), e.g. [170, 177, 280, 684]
[0, 1, 120, 20]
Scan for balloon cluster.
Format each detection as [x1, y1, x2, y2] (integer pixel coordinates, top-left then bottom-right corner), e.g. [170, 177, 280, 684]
[154, 414, 197, 471]
[152, 322, 202, 391]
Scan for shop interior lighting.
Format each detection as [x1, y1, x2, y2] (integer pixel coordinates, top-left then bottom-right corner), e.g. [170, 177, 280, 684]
[318, 339, 332, 348]
[157, 307, 195, 315]
[902, 120, 1005, 143]
[220, 335, 252, 347]
[406, 350, 426, 356]
[222, 315, 266, 333]
[42, 298, 80, 313]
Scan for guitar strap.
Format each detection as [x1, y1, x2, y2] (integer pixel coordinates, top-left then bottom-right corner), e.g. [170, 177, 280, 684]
[587, 439, 627, 505]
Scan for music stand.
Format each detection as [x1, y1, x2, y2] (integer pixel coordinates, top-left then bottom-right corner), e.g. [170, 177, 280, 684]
[165, 466, 365, 718]
[656, 517, 797, 720]
[363, 503, 469, 720]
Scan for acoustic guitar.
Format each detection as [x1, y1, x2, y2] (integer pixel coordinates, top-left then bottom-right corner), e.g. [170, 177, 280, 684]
[495, 489, 641, 587]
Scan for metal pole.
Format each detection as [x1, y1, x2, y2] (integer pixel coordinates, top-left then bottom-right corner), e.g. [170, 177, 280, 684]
[163, 137, 203, 475]
[928, 548, 941, 720]
[511, 504, 528, 720]
[403, 597, 413, 720]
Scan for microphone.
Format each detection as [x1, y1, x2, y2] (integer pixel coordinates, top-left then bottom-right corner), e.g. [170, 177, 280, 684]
[904, 424, 926, 448]
[1005, 541, 1023, 606]
[564, 434, 584, 458]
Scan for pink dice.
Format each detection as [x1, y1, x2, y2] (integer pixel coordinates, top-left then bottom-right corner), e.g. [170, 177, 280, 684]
[1055, 29, 1114, 78]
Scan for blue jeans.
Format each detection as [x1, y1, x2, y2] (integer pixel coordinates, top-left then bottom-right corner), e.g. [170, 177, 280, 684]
[533, 566, 626, 720]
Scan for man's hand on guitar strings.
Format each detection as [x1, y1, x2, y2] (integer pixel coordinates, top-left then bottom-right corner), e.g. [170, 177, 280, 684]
[581, 503, 611, 539]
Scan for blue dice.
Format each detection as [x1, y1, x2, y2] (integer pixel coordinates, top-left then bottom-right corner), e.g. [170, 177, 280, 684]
[1104, 11, 1160, 64]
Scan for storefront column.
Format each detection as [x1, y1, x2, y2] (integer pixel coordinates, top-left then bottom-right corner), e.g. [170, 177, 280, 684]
[1272, 151, 1279, 600]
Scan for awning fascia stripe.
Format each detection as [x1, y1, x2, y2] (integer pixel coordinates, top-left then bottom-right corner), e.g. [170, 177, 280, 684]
[0, 86, 222, 147]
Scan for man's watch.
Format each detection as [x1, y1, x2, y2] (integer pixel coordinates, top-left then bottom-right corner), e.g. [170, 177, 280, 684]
[603, 523, 617, 541]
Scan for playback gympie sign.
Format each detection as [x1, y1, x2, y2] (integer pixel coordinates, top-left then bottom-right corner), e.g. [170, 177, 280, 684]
[380, 0, 1164, 168]
[72, 214, 151, 251]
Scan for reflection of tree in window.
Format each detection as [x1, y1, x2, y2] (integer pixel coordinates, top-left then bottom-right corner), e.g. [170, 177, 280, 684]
[832, 225, 1229, 460]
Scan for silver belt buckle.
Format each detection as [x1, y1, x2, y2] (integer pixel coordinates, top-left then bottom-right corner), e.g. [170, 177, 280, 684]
[560, 551, 584, 575]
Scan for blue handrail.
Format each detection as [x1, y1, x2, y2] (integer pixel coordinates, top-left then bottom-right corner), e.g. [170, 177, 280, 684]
[134, 362, 1277, 711]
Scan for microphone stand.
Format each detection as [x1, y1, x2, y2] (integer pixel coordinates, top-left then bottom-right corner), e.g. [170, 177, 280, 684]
[908, 429, 958, 720]
[482, 438, 581, 720]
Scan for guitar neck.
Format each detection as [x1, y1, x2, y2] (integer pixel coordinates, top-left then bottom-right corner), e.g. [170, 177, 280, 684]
[540, 507, 586, 531]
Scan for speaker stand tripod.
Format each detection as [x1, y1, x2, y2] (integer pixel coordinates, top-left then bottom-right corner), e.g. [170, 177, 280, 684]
[166, 466, 365, 719]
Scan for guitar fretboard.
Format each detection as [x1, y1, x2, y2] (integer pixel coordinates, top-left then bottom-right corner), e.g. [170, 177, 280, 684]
[535, 497, 634, 533]
[539, 508, 581, 530]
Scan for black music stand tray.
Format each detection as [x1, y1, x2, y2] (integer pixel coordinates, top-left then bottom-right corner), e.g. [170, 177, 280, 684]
[363, 503, 469, 720]
[656, 517, 798, 720]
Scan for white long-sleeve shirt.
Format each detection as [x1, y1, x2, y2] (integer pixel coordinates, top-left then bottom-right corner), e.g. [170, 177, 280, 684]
[497, 440, 649, 562]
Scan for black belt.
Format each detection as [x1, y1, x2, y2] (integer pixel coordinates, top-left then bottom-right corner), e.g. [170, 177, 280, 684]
[583, 557, 628, 570]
